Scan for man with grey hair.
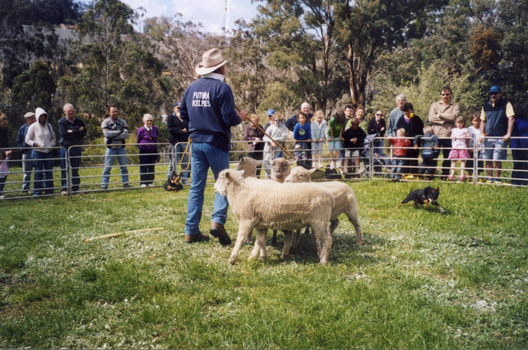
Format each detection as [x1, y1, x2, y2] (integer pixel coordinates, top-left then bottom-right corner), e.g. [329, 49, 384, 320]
[16, 112, 37, 192]
[58, 103, 87, 193]
[101, 105, 130, 189]
[285, 102, 313, 131]
[388, 94, 406, 137]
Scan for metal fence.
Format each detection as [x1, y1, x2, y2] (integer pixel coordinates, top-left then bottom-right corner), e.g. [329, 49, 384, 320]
[0, 136, 526, 201]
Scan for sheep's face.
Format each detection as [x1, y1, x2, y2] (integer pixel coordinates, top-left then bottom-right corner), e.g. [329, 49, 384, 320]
[271, 158, 296, 183]
[214, 169, 245, 195]
[235, 157, 261, 178]
[284, 166, 315, 183]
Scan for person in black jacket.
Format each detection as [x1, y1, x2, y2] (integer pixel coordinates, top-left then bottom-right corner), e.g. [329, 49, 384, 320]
[167, 102, 190, 184]
[368, 110, 389, 173]
[396, 102, 424, 176]
[342, 118, 367, 177]
[58, 104, 87, 193]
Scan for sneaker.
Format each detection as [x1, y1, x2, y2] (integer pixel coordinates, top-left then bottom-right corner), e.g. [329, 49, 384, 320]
[486, 178, 494, 184]
[494, 179, 503, 185]
[141, 184, 147, 188]
[210, 222, 232, 246]
[123, 184, 132, 188]
[61, 190, 68, 196]
[0, 195, 5, 199]
[317, 161, 323, 168]
[102, 186, 108, 190]
[336, 161, 342, 169]
[185, 232, 210, 244]
[329, 161, 335, 169]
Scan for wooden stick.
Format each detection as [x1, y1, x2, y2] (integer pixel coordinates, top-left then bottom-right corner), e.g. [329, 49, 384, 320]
[84, 227, 163, 243]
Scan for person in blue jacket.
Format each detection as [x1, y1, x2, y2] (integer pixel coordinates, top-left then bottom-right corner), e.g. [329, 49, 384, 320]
[180, 48, 248, 245]
[16, 112, 37, 192]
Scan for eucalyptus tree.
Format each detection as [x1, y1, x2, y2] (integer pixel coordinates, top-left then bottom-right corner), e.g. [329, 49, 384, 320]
[60, 0, 169, 127]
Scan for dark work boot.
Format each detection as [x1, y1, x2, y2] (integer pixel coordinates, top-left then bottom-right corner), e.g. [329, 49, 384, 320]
[185, 232, 210, 244]
[210, 222, 232, 246]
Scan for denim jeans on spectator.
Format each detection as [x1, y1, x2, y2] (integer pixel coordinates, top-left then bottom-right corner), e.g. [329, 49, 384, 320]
[61, 147, 82, 191]
[101, 147, 129, 187]
[22, 152, 33, 190]
[168, 143, 190, 183]
[32, 150, 54, 195]
[391, 156, 406, 179]
[185, 142, 229, 235]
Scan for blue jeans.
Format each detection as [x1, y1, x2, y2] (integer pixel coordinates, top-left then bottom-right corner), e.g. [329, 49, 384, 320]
[185, 142, 229, 235]
[22, 152, 34, 190]
[32, 150, 54, 195]
[391, 156, 406, 179]
[168, 143, 190, 183]
[61, 147, 82, 191]
[101, 147, 129, 187]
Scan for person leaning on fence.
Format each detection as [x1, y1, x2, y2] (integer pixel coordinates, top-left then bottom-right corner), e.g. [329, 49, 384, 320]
[311, 110, 327, 169]
[389, 128, 411, 181]
[342, 117, 366, 177]
[263, 113, 288, 178]
[244, 114, 265, 178]
[511, 100, 528, 186]
[368, 109, 389, 173]
[293, 112, 312, 161]
[101, 105, 131, 189]
[58, 103, 87, 194]
[16, 112, 37, 193]
[479, 85, 515, 184]
[413, 126, 439, 180]
[428, 86, 460, 178]
[396, 102, 424, 177]
[0, 149, 12, 199]
[0, 114, 11, 157]
[180, 48, 247, 244]
[25, 108, 56, 196]
[467, 113, 484, 177]
[167, 102, 190, 185]
[137, 114, 159, 187]
[327, 110, 346, 171]
[448, 116, 471, 181]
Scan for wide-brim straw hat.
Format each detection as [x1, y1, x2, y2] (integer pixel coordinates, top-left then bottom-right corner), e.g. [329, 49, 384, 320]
[195, 48, 229, 76]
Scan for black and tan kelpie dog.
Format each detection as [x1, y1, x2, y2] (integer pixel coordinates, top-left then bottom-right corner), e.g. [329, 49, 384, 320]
[164, 171, 184, 192]
[396, 186, 446, 213]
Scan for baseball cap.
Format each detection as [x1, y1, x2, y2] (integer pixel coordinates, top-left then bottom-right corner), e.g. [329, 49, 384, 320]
[267, 109, 275, 116]
[174, 102, 181, 108]
[489, 86, 501, 94]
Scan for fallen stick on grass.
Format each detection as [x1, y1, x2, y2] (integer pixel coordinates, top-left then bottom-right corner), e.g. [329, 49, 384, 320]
[84, 228, 163, 243]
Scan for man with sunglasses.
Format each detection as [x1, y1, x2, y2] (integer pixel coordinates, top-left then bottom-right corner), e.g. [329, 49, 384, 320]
[479, 86, 515, 184]
[428, 86, 460, 178]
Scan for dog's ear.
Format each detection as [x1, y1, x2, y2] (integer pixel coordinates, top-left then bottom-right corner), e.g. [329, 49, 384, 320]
[436, 187, 440, 195]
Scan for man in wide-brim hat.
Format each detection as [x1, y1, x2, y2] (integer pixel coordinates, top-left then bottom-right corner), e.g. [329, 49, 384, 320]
[180, 48, 248, 245]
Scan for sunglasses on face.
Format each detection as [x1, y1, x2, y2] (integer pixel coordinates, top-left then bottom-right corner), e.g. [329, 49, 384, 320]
[376, 114, 382, 116]
[490, 92, 499, 96]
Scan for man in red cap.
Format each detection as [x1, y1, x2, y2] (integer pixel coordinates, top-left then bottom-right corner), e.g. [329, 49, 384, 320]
[180, 48, 247, 245]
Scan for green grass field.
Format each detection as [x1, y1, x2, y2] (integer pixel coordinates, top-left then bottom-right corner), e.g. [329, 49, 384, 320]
[1, 180, 527, 349]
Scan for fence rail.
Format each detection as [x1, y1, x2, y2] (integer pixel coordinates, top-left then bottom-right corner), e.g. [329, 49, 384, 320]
[1, 136, 526, 201]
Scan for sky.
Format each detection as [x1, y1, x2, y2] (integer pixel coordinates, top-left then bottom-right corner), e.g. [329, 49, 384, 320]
[118, 0, 261, 34]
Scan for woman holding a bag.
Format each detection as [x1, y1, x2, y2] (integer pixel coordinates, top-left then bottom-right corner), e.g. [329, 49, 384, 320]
[137, 114, 158, 187]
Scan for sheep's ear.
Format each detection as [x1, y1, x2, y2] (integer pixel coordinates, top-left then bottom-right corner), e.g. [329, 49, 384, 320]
[236, 169, 245, 176]
[225, 171, 231, 179]
[287, 159, 297, 166]
[238, 157, 247, 165]
[308, 168, 317, 174]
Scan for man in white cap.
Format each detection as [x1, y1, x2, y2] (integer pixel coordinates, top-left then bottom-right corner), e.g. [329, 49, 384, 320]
[180, 48, 247, 245]
[16, 112, 37, 192]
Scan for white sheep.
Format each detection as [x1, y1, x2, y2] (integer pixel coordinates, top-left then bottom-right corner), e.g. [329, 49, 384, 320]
[235, 157, 262, 178]
[214, 169, 335, 265]
[284, 166, 364, 247]
[270, 158, 296, 183]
